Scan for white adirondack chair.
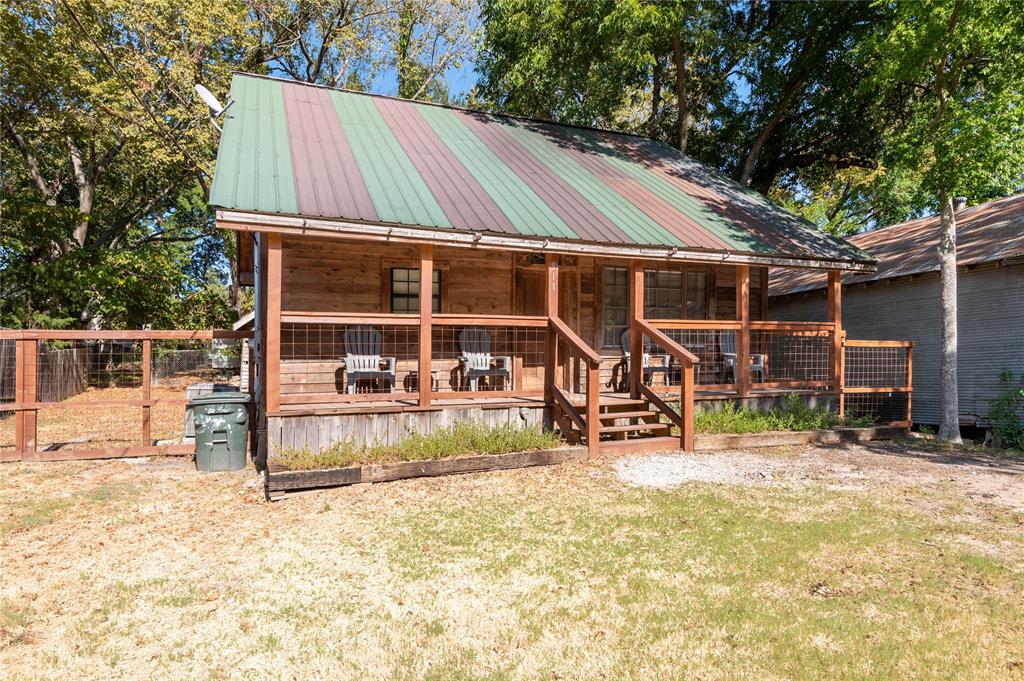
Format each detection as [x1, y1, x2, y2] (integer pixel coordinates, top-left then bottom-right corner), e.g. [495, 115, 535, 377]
[344, 325, 396, 394]
[719, 331, 766, 383]
[459, 327, 511, 391]
[621, 329, 673, 387]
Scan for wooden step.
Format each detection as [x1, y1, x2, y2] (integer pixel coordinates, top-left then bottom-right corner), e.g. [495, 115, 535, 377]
[599, 422, 671, 435]
[597, 410, 658, 421]
[598, 436, 682, 455]
[598, 399, 649, 412]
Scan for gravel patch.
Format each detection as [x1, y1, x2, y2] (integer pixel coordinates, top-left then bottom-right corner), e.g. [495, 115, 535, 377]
[614, 452, 777, 489]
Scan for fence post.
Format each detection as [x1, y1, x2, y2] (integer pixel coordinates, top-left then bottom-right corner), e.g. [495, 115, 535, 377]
[828, 270, 844, 417]
[141, 339, 152, 446]
[905, 344, 913, 426]
[736, 265, 751, 397]
[16, 339, 39, 458]
[681, 361, 695, 452]
[586, 361, 600, 457]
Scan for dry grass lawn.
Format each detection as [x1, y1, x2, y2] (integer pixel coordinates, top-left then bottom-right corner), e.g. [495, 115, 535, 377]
[1, 441, 1022, 679]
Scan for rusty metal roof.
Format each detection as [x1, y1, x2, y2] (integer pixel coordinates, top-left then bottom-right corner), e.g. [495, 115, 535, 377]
[210, 73, 874, 267]
[769, 194, 1024, 296]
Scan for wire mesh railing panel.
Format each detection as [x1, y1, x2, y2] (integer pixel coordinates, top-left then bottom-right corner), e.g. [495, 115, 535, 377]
[844, 345, 909, 389]
[658, 329, 724, 386]
[0, 339, 16, 404]
[433, 324, 547, 393]
[752, 330, 831, 384]
[281, 322, 420, 397]
[845, 393, 909, 424]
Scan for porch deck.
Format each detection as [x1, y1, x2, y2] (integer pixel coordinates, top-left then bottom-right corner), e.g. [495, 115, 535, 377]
[273, 388, 838, 416]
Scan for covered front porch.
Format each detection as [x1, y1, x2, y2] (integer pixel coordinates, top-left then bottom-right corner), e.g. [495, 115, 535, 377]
[250, 231, 911, 459]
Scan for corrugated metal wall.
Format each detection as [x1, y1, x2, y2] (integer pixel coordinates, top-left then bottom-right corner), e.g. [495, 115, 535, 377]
[769, 263, 1024, 426]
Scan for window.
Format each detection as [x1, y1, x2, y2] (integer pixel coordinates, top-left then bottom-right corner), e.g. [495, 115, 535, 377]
[685, 271, 707, 318]
[390, 268, 441, 313]
[644, 269, 683, 319]
[602, 267, 629, 347]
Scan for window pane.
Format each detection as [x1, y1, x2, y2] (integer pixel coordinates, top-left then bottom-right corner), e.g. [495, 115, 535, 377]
[603, 267, 629, 347]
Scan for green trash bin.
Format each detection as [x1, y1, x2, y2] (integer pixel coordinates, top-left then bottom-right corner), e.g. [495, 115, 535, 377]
[190, 391, 250, 472]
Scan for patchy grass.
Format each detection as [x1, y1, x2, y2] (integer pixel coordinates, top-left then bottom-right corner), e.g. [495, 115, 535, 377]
[898, 434, 1024, 460]
[1, 444, 1022, 678]
[272, 422, 562, 470]
[695, 393, 875, 434]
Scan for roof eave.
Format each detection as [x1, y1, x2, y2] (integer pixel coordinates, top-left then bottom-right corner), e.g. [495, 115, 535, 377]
[215, 209, 878, 273]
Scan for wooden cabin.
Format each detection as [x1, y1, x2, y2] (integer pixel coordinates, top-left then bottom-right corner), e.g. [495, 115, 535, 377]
[210, 74, 911, 463]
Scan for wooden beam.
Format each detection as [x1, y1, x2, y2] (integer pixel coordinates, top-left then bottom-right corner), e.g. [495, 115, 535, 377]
[736, 265, 751, 397]
[266, 233, 283, 413]
[142, 339, 152, 446]
[629, 260, 644, 399]
[419, 244, 433, 407]
[544, 254, 559, 403]
[828, 270, 844, 415]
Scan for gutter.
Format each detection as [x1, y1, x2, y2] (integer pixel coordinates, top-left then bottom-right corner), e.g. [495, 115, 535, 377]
[216, 210, 878, 273]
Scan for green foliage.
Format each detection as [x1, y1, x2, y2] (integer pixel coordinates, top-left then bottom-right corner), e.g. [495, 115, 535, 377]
[2, 0, 476, 330]
[272, 422, 562, 470]
[988, 370, 1024, 452]
[863, 0, 1024, 212]
[695, 393, 874, 434]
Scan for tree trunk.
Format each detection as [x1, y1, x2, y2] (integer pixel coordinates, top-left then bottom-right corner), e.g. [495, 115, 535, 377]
[648, 55, 662, 137]
[937, 192, 962, 443]
[671, 36, 690, 153]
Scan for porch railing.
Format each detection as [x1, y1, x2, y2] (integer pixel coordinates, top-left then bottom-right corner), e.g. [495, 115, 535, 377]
[0, 329, 252, 462]
[633, 319, 699, 451]
[647, 320, 836, 391]
[275, 313, 548, 407]
[842, 338, 913, 426]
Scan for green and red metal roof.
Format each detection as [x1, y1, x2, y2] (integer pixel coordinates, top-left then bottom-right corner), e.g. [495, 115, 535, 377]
[210, 73, 874, 267]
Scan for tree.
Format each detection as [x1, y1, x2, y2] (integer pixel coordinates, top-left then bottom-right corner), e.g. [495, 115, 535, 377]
[475, 0, 888, 193]
[865, 0, 1024, 441]
[1, 0, 254, 328]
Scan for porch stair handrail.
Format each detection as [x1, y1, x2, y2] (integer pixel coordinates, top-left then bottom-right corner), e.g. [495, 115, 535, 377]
[547, 316, 602, 456]
[633, 319, 699, 451]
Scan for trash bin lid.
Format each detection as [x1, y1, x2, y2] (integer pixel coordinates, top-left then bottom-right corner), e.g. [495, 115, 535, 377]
[188, 391, 251, 406]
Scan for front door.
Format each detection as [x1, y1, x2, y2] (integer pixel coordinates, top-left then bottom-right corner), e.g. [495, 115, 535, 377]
[515, 267, 577, 328]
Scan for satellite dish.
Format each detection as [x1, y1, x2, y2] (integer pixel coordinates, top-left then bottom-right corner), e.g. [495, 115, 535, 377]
[195, 84, 225, 115]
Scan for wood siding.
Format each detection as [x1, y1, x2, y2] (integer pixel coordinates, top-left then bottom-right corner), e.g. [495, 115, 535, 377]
[769, 263, 1024, 426]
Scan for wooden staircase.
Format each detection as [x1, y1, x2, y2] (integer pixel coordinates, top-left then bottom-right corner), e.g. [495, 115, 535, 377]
[547, 314, 696, 457]
[553, 394, 681, 455]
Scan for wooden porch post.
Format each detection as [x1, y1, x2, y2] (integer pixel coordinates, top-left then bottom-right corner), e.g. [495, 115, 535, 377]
[419, 244, 433, 407]
[629, 260, 644, 399]
[827, 270, 844, 416]
[544, 254, 559, 403]
[736, 265, 751, 397]
[265, 233, 282, 414]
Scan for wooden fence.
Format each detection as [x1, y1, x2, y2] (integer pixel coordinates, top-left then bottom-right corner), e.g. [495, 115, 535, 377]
[1, 340, 89, 403]
[0, 329, 252, 463]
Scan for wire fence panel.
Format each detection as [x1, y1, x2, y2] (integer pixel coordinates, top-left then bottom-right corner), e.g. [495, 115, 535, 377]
[845, 393, 910, 424]
[659, 329, 729, 386]
[752, 330, 831, 384]
[280, 322, 420, 398]
[844, 345, 910, 389]
[432, 324, 546, 393]
[0, 331, 247, 460]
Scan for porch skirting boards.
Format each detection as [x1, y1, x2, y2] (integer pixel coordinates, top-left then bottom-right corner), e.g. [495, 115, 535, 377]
[267, 404, 549, 456]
